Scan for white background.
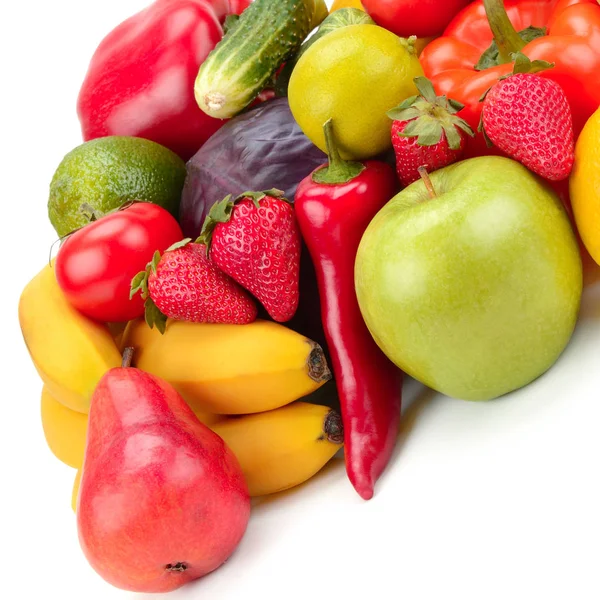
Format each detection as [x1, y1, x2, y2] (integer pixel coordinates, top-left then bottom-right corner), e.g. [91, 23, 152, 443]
[2, 1, 600, 599]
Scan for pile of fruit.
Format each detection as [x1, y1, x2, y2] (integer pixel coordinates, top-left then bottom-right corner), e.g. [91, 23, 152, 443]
[18, 0, 600, 594]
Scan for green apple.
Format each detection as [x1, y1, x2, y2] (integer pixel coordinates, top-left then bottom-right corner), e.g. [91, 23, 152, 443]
[355, 156, 583, 401]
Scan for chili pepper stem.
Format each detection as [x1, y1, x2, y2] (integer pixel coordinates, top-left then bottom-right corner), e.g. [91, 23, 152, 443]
[483, 0, 526, 64]
[418, 167, 437, 199]
[312, 119, 365, 185]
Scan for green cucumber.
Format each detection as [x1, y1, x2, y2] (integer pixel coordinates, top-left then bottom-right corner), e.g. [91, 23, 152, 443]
[195, 0, 328, 120]
[275, 8, 375, 97]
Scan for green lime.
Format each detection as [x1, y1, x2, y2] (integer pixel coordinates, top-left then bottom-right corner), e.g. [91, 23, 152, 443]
[48, 136, 187, 236]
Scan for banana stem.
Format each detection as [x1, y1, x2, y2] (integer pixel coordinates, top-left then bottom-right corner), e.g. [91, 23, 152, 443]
[483, 0, 526, 64]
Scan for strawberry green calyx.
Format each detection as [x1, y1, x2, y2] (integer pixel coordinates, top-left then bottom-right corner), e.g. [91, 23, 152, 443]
[506, 52, 554, 77]
[198, 189, 287, 250]
[312, 118, 365, 185]
[129, 238, 192, 334]
[479, 53, 555, 103]
[387, 77, 475, 150]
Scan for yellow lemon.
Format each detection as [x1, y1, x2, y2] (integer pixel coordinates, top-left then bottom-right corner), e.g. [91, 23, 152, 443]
[571, 107, 600, 266]
[289, 24, 423, 160]
[331, 0, 363, 10]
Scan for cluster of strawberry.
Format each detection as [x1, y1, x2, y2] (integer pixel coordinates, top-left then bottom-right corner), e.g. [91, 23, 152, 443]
[131, 189, 301, 333]
[389, 60, 574, 185]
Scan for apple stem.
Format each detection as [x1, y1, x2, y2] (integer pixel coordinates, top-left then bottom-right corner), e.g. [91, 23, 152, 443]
[122, 347, 134, 368]
[418, 166, 437, 199]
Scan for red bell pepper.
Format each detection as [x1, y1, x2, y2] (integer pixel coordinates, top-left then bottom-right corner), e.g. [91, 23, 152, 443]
[295, 120, 402, 501]
[420, 0, 600, 158]
[77, 0, 248, 161]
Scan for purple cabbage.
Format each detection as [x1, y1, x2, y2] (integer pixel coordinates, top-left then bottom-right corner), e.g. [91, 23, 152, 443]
[179, 97, 327, 238]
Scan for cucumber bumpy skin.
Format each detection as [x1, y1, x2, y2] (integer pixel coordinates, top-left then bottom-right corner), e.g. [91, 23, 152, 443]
[195, 0, 328, 120]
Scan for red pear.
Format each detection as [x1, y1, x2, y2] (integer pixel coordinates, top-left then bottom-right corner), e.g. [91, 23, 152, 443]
[76, 348, 250, 593]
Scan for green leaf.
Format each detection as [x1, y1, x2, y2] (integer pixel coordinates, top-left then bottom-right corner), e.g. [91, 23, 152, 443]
[144, 297, 167, 335]
[165, 238, 192, 253]
[149, 250, 161, 274]
[478, 116, 494, 148]
[387, 107, 422, 122]
[454, 119, 475, 138]
[129, 270, 148, 300]
[443, 124, 463, 150]
[413, 77, 438, 104]
[511, 51, 555, 75]
[197, 195, 235, 249]
[236, 189, 285, 206]
[475, 26, 547, 71]
[446, 98, 465, 113]
[398, 119, 443, 146]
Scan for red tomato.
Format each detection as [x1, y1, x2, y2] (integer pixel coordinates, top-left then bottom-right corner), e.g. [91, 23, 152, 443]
[55, 203, 183, 323]
[361, 0, 472, 38]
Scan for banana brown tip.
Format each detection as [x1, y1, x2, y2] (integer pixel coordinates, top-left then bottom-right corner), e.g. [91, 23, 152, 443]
[307, 342, 332, 382]
[324, 410, 344, 445]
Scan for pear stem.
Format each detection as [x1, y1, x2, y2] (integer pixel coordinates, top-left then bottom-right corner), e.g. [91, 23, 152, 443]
[122, 347, 134, 368]
[483, 0, 526, 64]
[418, 167, 437, 199]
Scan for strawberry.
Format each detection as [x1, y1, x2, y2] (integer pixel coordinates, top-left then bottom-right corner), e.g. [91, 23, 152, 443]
[130, 239, 257, 333]
[199, 189, 301, 323]
[481, 65, 574, 181]
[387, 76, 475, 187]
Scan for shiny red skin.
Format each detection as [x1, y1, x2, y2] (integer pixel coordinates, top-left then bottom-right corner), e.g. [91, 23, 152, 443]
[295, 162, 403, 501]
[362, 0, 471, 38]
[77, 0, 247, 161]
[55, 203, 183, 323]
[420, 0, 600, 156]
[77, 367, 250, 593]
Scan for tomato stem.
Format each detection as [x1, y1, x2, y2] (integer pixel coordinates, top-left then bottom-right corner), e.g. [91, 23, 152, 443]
[483, 0, 526, 64]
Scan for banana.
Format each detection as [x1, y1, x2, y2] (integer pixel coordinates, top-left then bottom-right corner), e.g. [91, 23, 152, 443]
[120, 318, 332, 415]
[41, 386, 88, 469]
[19, 263, 122, 413]
[211, 402, 344, 497]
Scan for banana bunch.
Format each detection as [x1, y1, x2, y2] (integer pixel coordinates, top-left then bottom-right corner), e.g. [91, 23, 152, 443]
[21, 262, 343, 509]
[19, 263, 122, 413]
[119, 317, 332, 414]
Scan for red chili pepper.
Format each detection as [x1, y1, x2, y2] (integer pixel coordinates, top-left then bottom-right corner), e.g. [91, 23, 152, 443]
[420, 0, 600, 157]
[295, 120, 402, 501]
[77, 0, 248, 161]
